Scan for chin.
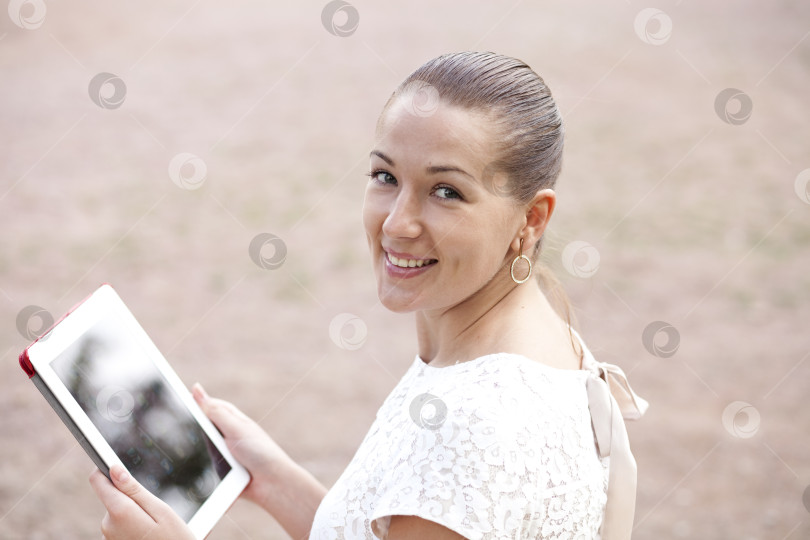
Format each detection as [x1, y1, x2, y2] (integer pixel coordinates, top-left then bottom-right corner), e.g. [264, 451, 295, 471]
[377, 295, 415, 314]
[376, 287, 422, 314]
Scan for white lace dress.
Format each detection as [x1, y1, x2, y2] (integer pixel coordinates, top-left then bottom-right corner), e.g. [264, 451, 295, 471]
[309, 345, 618, 540]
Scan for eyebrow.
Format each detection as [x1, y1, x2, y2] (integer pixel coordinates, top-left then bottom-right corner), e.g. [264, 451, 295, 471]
[370, 150, 393, 165]
[370, 150, 474, 180]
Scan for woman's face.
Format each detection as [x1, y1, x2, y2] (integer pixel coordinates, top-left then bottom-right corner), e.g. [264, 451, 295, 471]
[363, 98, 526, 314]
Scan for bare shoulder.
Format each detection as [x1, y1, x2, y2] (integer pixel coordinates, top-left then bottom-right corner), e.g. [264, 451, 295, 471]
[386, 515, 467, 540]
[500, 285, 583, 371]
[538, 323, 582, 370]
[512, 316, 582, 371]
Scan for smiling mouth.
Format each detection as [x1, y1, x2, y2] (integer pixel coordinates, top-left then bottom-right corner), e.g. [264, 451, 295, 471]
[386, 252, 438, 269]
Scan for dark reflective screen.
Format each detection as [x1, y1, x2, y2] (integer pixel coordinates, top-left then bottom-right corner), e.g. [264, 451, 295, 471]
[51, 314, 231, 521]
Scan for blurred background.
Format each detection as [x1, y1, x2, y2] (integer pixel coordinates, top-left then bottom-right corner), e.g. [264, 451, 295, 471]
[1, 1, 808, 538]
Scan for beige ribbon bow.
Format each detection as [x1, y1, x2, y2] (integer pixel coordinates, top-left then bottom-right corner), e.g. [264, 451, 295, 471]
[583, 354, 649, 540]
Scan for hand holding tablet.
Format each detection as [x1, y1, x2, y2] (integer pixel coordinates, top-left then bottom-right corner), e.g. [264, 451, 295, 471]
[88, 464, 197, 539]
[19, 284, 250, 539]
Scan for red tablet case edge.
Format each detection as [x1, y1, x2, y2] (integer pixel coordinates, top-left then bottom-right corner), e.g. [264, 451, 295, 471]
[18, 284, 111, 378]
[18, 284, 116, 478]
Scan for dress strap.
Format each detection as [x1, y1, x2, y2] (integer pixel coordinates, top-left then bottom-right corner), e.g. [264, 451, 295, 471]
[575, 332, 648, 540]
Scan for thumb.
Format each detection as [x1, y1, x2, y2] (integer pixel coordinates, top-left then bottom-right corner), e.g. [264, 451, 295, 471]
[192, 382, 251, 437]
[192, 382, 213, 414]
[109, 465, 168, 519]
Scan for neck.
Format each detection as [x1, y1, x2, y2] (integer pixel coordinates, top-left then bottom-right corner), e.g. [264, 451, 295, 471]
[415, 272, 551, 367]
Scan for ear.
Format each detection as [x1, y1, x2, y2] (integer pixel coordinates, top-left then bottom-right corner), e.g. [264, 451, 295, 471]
[510, 189, 556, 252]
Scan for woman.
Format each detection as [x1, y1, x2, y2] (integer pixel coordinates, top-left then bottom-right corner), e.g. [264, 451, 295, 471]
[90, 52, 647, 539]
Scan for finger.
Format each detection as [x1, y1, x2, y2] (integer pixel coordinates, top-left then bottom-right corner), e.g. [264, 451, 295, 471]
[194, 383, 250, 419]
[192, 382, 209, 407]
[101, 512, 112, 536]
[89, 468, 141, 516]
[193, 384, 252, 432]
[108, 465, 170, 520]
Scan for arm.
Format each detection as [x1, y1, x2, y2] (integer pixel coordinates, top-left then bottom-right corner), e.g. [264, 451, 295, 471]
[387, 516, 467, 540]
[192, 384, 327, 538]
[89, 384, 326, 539]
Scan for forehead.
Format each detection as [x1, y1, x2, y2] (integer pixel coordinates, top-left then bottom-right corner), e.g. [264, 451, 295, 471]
[374, 99, 495, 171]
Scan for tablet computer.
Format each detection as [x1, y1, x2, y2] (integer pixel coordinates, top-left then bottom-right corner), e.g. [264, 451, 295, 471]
[19, 284, 250, 539]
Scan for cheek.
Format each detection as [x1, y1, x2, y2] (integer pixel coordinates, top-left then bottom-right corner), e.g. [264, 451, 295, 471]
[361, 190, 384, 243]
[455, 213, 515, 270]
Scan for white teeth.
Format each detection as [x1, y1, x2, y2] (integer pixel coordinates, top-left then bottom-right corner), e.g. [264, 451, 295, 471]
[387, 252, 434, 268]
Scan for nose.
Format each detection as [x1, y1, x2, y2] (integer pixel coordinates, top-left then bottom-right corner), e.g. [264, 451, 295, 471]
[382, 188, 422, 239]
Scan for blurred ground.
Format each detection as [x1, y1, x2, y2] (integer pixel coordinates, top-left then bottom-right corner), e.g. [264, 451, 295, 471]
[1, 1, 809, 539]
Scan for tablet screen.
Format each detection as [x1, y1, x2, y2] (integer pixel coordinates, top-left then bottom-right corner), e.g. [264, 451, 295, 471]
[50, 313, 231, 522]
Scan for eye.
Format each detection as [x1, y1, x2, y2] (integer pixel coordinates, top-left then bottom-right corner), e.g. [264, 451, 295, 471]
[433, 185, 463, 200]
[369, 170, 397, 186]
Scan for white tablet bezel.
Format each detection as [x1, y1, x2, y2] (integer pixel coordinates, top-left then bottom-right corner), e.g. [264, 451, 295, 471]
[24, 284, 250, 539]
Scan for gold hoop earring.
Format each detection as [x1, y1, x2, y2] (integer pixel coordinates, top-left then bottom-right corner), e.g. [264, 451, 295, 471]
[510, 238, 532, 284]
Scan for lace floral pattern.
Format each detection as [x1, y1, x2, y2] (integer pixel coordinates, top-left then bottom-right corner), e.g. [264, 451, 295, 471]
[310, 353, 609, 540]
